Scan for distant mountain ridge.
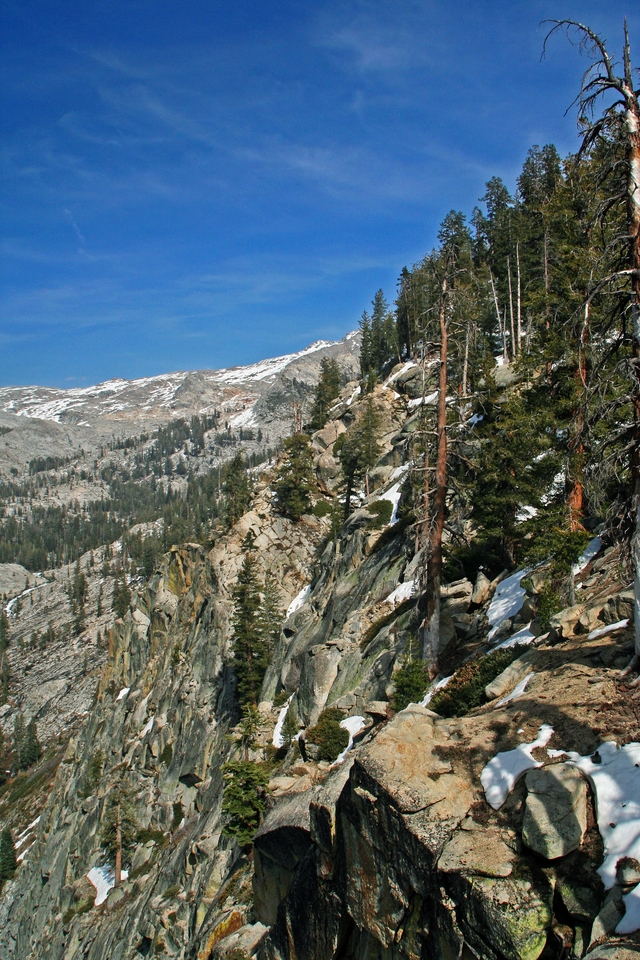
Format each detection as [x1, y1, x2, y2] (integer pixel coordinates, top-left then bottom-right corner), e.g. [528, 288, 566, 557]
[0, 331, 360, 470]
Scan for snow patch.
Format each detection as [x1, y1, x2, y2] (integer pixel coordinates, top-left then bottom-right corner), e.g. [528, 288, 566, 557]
[273, 694, 294, 748]
[487, 569, 531, 641]
[480, 724, 554, 809]
[377, 480, 404, 525]
[496, 622, 536, 649]
[494, 672, 535, 707]
[516, 505, 538, 524]
[421, 674, 452, 707]
[286, 585, 311, 618]
[587, 618, 629, 641]
[87, 865, 129, 906]
[407, 392, 437, 410]
[383, 361, 417, 389]
[116, 687, 130, 702]
[141, 716, 154, 737]
[333, 716, 367, 766]
[385, 580, 415, 607]
[572, 536, 602, 574]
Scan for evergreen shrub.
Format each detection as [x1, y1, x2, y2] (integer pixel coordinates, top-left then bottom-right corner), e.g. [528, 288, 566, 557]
[393, 659, 428, 711]
[429, 645, 528, 718]
[365, 500, 393, 528]
[305, 708, 349, 762]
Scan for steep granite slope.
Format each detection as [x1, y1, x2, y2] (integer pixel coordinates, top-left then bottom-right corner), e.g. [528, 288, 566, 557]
[1, 367, 639, 960]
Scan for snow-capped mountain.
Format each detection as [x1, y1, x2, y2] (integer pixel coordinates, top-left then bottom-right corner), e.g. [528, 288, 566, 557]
[0, 332, 360, 470]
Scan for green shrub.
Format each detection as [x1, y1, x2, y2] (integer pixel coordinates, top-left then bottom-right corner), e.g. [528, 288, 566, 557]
[430, 645, 528, 718]
[136, 827, 165, 845]
[365, 499, 393, 529]
[534, 584, 562, 631]
[159, 743, 173, 766]
[305, 708, 349, 762]
[312, 500, 332, 518]
[393, 659, 428, 711]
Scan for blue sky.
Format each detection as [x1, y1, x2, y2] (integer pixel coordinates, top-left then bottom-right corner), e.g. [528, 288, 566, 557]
[1, 1, 637, 386]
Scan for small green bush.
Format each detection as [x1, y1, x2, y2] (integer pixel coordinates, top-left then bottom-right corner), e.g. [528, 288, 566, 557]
[430, 645, 528, 718]
[393, 659, 428, 711]
[534, 584, 562, 631]
[312, 500, 332, 518]
[365, 499, 393, 529]
[159, 743, 173, 766]
[136, 827, 165, 845]
[305, 708, 349, 762]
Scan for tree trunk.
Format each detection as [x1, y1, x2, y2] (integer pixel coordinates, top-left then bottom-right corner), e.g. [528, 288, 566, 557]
[422, 275, 449, 667]
[115, 803, 122, 887]
[516, 243, 522, 354]
[507, 257, 516, 358]
[622, 25, 640, 676]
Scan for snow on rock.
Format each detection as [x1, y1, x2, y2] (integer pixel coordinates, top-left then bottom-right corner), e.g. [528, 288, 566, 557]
[333, 716, 367, 766]
[496, 622, 536, 650]
[385, 580, 415, 607]
[116, 687, 130, 702]
[572, 536, 602, 574]
[407, 392, 437, 410]
[389, 464, 410, 482]
[467, 413, 484, 428]
[421, 674, 452, 707]
[141, 716, 155, 737]
[494, 672, 535, 707]
[377, 480, 404, 525]
[487, 569, 531, 641]
[515, 505, 538, 524]
[286, 585, 311, 619]
[87, 866, 130, 906]
[566, 742, 640, 886]
[383, 361, 417, 389]
[272, 694, 294, 748]
[480, 724, 554, 810]
[587, 618, 629, 641]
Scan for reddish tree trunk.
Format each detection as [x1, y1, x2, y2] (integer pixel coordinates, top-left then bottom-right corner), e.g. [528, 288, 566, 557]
[423, 276, 449, 667]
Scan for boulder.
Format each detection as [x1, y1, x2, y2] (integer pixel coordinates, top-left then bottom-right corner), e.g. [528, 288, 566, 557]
[522, 765, 587, 860]
[471, 570, 493, 606]
[485, 650, 540, 701]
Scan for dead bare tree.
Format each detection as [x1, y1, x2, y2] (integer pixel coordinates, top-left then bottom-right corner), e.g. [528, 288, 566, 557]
[545, 19, 640, 680]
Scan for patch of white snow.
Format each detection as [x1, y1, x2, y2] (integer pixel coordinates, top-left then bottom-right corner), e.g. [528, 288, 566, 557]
[87, 865, 130, 906]
[496, 623, 536, 650]
[572, 536, 602, 575]
[385, 580, 415, 607]
[272, 694, 294, 748]
[487, 569, 531, 641]
[587, 618, 629, 641]
[286, 585, 311, 618]
[116, 687, 130, 702]
[141, 716, 155, 737]
[421, 674, 452, 707]
[333, 716, 367, 766]
[494, 672, 535, 707]
[480, 724, 554, 809]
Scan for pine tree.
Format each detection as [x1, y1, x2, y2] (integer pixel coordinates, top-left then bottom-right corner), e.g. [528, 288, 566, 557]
[309, 357, 342, 431]
[20, 718, 41, 770]
[0, 611, 9, 654]
[0, 728, 6, 787]
[222, 453, 251, 528]
[274, 434, 314, 521]
[100, 784, 138, 886]
[221, 760, 270, 846]
[261, 571, 283, 649]
[232, 554, 270, 708]
[0, 828, 17, 881]
[12, 713, 25, 769]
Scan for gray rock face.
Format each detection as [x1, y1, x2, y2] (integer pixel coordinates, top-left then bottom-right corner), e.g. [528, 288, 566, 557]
[522, 765, 587, 860]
